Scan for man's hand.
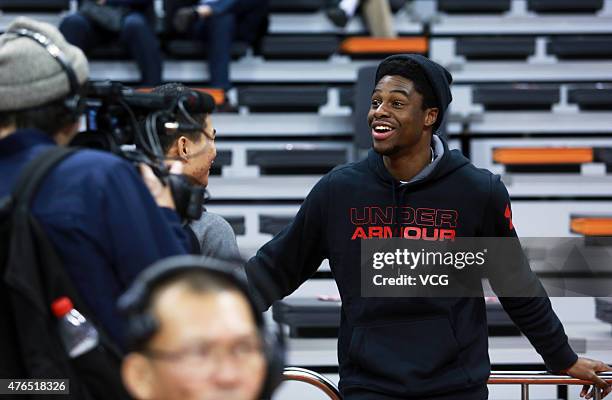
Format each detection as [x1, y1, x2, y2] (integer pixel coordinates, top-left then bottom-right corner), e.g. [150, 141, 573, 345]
[96, 0, 106, 5]
[563, 357, 612, 399]
[139, 162, 183, 210]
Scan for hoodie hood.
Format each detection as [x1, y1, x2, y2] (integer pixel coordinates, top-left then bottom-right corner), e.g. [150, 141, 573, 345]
[367, 136, 470, 188]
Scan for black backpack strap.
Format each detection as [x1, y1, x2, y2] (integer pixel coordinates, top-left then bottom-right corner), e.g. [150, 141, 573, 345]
[11, 146, 79, 208]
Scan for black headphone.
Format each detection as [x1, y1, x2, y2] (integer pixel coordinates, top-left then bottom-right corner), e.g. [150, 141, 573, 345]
[117, 255, 285, 399]
[6, 28, 85, 119]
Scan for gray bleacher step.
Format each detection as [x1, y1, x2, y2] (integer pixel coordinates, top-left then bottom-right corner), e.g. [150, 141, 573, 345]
[213, 113, 352, 137]
[441, 61, 612, 83]
[463, 111, 612, 134]
[548, 36, 612, 59]
[431, 15, 612, 35]
[472, 85, 560, 110]
[87, 58, 612, 83]
[456, 37, 535, 60]
[207, 176, 320, 200]
[268, 11, 422, 35]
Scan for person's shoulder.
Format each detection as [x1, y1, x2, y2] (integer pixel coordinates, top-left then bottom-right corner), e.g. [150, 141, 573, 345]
[326, 156, 369, 182]
[190, 211, 236, 237]
[451, 155, 499, 185]
[69, 148, 127, 168]
[64, 149, 138, 180]
[190, 212, 241, 259]
[447, 155, 507, 201]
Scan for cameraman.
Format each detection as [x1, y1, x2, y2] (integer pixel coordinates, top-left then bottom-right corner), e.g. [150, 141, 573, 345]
[0, 17, 189, 346]
[152, 83, 241, 261]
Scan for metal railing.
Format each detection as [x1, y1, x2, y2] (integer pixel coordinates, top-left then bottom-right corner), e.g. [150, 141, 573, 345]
[282, 367, 342, 400]
[489, 371, 612, 400]
[282, 368, 612, 400]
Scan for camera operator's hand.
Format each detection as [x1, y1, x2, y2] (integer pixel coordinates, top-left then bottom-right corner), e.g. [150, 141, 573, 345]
[139, 162, 183, 210]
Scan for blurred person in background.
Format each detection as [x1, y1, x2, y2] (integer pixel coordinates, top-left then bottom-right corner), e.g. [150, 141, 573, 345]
[171, 0, 269, 93]
[60, 0, 162, 85]
[120, 255, 283, 400]
[0, 17, 188, 347]
[326, 0, 397, 37]
[152, 83, 242, 260]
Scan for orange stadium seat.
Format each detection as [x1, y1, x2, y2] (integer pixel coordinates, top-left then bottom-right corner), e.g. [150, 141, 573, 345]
[340, 37, 428, 56]
[492, 147, 594, 165]
[570, 216, 612, 236]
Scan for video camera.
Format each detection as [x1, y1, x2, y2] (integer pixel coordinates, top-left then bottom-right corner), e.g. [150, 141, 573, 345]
[71, 81, 215, 222]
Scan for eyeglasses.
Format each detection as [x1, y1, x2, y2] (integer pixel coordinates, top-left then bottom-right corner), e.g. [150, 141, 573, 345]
[144, 338, 264, 374]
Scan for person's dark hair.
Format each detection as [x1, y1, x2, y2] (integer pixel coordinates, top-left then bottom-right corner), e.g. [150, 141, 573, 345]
[152, 83, 209, 154]
[375, 58, 437, 111]
[0, 96, 77, 137]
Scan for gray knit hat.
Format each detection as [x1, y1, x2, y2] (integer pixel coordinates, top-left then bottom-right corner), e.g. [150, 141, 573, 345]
[0, 17, 89, 111]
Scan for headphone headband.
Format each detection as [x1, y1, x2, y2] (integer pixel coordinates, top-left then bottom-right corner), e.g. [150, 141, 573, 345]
[118, 255, 262, 327]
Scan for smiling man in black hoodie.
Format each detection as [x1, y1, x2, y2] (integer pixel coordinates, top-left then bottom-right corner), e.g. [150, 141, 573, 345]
[245, 54, 611, 399]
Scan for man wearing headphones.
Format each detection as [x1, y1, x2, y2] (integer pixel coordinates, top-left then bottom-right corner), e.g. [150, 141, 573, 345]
[120, 255, 282, 400]
[0, 17, 189, 346]
[152, 83, 242, 260]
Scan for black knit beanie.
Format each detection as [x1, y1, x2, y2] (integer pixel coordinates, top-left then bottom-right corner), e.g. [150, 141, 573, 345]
[375, 54, 453, 133]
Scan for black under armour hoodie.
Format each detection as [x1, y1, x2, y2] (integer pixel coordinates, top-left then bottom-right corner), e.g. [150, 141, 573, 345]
[246, 55, 578, 399]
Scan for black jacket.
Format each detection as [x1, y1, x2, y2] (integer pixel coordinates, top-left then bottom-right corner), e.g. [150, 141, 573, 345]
[246, 139, 578, 399]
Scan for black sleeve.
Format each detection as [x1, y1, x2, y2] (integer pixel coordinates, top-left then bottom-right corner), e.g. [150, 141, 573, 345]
[483, 175, 578, 373]
[245, 174, 330, 311]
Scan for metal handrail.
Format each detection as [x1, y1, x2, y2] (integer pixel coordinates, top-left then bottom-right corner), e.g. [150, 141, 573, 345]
[282, 367, 342, 400]
[282, 368, 612, 400]
[489, 371, 612, 400]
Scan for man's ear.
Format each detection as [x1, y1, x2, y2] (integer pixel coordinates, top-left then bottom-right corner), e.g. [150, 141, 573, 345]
[177, 136, 190, 160]
[424, 108, 439, 129]
[122, 353, 156, 400]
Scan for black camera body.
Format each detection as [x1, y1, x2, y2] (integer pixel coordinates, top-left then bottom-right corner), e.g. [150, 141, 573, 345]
[71, 81, 210, 223]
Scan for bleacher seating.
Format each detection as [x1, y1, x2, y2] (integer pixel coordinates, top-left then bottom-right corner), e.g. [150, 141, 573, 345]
[237, 86, 328, 112]
[455, 37, 535, 60]
[527, 0, 604, 14]
[568, 86, 612, 109]
[547, 36, 612, 59]
[0, 0, 69, 12]
[472, 85, 560, 110]
[437, 0, 511, 14]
